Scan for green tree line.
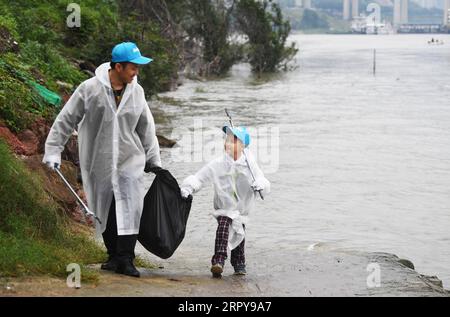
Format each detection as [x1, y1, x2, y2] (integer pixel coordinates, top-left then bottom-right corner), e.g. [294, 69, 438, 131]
[0, 0, 297, 132]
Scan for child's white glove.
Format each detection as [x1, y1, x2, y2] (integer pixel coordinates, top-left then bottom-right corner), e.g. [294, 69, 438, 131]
[180, 187, 192, 199]
[251, 179, 266, 192]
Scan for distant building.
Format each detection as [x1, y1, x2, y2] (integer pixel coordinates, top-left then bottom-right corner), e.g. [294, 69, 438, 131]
[295, 0, 312, 9]
[445, 0, 450, 25]
[343, 0, 360, 20]
[412, 0, 440, 9]
[393, 0, 409, 25]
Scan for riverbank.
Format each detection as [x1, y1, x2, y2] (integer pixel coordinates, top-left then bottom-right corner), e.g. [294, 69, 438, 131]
[1, 248, 447, 297]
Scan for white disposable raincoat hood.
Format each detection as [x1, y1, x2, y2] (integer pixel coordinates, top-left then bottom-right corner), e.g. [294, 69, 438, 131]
[43, 62, 162, 236]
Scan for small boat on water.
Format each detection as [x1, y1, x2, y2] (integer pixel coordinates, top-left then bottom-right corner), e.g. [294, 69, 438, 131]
[428, 38, 444, 45]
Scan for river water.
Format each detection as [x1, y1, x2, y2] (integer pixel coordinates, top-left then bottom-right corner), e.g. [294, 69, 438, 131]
[144, 34, 450, 290]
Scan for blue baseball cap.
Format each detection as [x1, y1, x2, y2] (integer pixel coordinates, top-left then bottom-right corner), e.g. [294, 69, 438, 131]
[112, 42, 153, 65]
[223, 126, 251, 148]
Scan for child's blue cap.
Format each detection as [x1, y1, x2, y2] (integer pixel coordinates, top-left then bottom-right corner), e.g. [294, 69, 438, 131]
[112, 42, 153, 65]
[223, 126, 251, 148]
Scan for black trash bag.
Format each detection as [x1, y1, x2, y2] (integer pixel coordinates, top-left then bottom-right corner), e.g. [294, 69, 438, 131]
[138, 168, 192, 259]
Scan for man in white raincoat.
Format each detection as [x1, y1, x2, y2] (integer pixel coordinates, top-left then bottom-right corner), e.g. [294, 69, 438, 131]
[43, 42, 161, 277]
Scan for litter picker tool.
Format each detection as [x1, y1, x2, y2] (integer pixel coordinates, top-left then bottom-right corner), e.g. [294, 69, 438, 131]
[55, 167, 102, 224]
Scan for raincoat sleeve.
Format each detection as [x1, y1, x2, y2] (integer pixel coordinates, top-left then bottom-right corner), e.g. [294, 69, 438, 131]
[181, 162, 215, 196]
[136, 99, 162, 169]
[43, 84, 86, 165]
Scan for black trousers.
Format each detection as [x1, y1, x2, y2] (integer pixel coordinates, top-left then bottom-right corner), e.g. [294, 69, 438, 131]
[102, 196, 137, 261]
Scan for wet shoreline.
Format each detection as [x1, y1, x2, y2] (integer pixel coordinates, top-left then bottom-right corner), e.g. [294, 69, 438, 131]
[1, 248, 448, 297]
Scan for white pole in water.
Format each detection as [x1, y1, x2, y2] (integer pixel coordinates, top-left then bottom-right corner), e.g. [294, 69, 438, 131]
[373, 49, 377, 76]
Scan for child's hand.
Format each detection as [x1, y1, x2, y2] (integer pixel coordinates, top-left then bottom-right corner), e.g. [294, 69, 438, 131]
[180, 188, 192, 199]
[251, 179, 265, 192]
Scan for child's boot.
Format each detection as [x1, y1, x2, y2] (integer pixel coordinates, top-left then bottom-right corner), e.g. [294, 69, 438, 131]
[211, 263, 224, 278]
[233, 265, 247, 276]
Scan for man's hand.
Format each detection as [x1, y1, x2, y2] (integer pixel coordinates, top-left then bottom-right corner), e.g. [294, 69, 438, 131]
[145, 162, 163, 174]
[45, 161, 60, 171]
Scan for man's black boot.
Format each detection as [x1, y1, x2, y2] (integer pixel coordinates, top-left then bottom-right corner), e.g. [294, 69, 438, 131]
[101, 256, 118, 272]
[115, 258, 140, 278]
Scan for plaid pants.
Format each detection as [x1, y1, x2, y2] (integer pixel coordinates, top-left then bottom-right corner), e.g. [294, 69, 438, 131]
[211, 216, 245, 268]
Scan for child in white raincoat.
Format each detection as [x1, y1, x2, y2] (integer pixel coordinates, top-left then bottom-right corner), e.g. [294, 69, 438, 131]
[180, 126, 270, 278]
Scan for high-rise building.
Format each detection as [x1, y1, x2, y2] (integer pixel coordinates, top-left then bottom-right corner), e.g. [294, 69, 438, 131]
[412, 0, 439, 9]
[295, 0, 312, 9]
[394, 0, 409, 25]
[444, 0, 450, 25]
[343, 0, 359, 20]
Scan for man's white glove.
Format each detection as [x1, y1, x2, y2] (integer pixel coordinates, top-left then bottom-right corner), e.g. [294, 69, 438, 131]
[180, 188, 192, 199]
[45, 161, 60, 171]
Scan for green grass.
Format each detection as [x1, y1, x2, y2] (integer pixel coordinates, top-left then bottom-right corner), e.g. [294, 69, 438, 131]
[0, 53, 65, 133]
[135, 257, 158, 270]
[195, 87, 208, 94]
[0, 140, 105, 281]
[20, 41, 88, 92]
[157, 96, 186, 107]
